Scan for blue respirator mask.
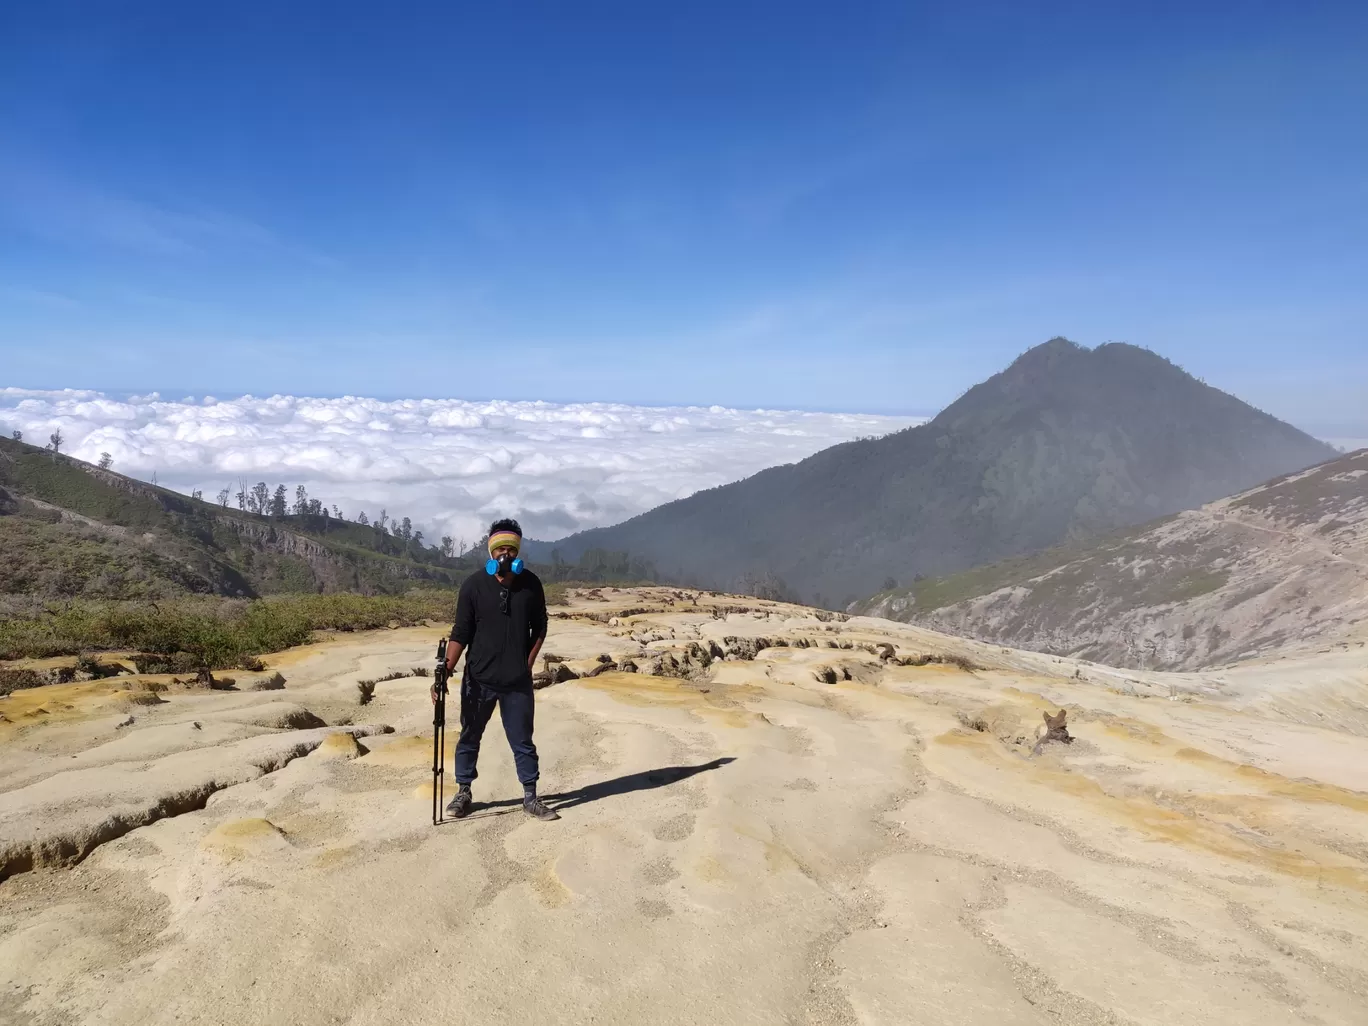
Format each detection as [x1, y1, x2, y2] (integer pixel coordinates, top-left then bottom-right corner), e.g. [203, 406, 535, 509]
[485, 553, 524, 576]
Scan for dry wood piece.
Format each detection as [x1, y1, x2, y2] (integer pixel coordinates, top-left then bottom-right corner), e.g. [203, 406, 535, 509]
[1031, 709, 1073, 755]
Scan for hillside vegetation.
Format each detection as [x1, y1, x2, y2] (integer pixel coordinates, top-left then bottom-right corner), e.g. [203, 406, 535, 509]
[0, 591, 459, 673]
[536, 339, 1335, 606]
[0, 435, 474, 599]
[856, 448, 1368, 669]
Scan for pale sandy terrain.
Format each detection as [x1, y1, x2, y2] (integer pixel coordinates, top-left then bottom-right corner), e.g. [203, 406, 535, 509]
[2, 588, 1367, 1025]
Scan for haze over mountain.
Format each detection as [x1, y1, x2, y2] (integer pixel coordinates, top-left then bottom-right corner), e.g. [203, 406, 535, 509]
[535, 339, 1336, 605]
[857, 447, 1368, 670]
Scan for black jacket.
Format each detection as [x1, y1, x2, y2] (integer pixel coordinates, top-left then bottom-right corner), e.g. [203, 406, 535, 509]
[450, 568, 548, 689]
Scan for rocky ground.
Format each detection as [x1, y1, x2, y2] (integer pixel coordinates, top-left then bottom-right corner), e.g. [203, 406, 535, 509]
[2, 587, 1367, 1025]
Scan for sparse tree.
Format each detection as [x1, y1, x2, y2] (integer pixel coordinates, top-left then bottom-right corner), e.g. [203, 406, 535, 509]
[98, 452, 113, 470]
[332, 505, 341, 519]
[738, 570, 793, 603]
[270, 484, 288, 518]
[293, 485, 309, 516]
[307, 498, 322, 516]
[250, 481, 270, 515]
[441, 536, 454, 557]
[48, 429, 63, 454]
[412, 530, 423, 547]
[10, 430, 20, 441]
[191, 488, 203, 500]
[377, 509, 389, 532]
[357, 511, 369, 526]
[217, 487, 231, 507]
[399, 516, 412, 541]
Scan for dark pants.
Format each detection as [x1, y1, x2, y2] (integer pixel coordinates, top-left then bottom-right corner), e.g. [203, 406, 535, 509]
[455, 678, 539, 787]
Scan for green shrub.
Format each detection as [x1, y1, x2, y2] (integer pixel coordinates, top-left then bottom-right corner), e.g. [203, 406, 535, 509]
[0, 590, 456, 667]
[0, 668, 47, 695]
[131, 652, 199, 675]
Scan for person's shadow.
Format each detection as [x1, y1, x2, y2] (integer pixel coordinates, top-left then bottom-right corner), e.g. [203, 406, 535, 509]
[451, 757, 736, 820]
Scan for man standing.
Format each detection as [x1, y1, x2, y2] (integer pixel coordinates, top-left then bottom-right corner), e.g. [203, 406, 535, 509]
[436, 518, 558, 821]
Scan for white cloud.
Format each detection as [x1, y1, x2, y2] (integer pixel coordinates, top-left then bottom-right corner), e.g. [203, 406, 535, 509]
[0, 388, 924, 547]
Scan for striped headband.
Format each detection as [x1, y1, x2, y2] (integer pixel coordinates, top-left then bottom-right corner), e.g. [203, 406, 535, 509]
[488, 531, 521, 556]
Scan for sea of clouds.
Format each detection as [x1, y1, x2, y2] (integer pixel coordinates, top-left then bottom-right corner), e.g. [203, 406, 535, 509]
[0, 388, 924, 548]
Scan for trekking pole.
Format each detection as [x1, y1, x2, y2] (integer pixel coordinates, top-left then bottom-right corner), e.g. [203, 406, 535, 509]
[432, 638, 448, 825]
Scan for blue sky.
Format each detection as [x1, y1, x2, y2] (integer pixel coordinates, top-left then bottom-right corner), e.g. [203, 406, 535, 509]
[2, 1, 1365, 434]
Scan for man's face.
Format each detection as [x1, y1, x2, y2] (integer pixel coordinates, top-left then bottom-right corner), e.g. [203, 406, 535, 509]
[492, 544, 518, 561]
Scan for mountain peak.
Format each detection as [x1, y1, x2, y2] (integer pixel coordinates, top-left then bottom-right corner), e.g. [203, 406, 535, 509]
[939, 338, 1211, 426]
[992, 337, 1088, 384]
[544, 339, 1334, 605]
[1023, 335, 1085, 358]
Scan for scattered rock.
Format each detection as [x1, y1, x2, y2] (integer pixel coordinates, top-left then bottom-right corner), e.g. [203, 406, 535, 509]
[720, 636, 773, 660]
[535, 663, 580, 689]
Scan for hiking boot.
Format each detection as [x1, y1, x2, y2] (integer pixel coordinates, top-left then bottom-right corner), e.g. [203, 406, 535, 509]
[445, 788, 472, 819]
[523, 795, 560, 821]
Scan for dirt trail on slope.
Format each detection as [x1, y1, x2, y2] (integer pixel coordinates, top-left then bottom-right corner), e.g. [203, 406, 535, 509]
[2, 589, 1367, 1026]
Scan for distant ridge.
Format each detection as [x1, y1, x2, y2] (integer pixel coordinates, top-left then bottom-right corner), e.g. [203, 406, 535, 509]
[533, 339, 1336, 605]
[855, 447, 1368, 670]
